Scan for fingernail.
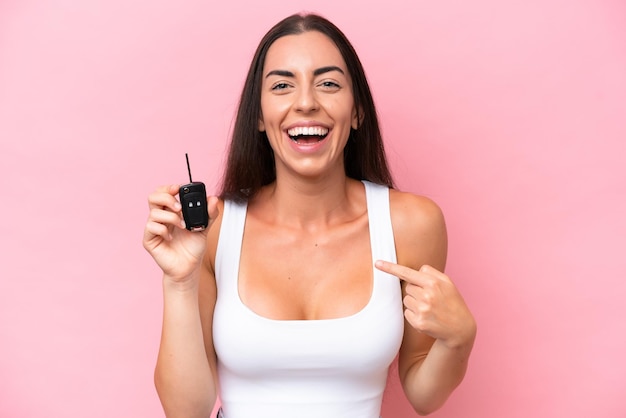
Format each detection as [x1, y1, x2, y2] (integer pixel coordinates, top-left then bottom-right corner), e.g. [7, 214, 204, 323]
[174, 202, 182, 211]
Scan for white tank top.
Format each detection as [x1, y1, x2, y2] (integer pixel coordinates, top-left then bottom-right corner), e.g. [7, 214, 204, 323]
[213, 181, 404, 418]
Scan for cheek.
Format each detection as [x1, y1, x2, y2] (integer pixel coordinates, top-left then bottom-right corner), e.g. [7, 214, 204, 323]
[260, 97, 289, 126]
[329, 96, 357, 120]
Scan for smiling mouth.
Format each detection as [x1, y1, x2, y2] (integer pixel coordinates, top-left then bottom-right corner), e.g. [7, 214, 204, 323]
[287, 126, 329, 143]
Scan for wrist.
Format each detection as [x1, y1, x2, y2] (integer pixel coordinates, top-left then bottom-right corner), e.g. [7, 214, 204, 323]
[162, 270, 201, 293]
[438, 320, 477, 352]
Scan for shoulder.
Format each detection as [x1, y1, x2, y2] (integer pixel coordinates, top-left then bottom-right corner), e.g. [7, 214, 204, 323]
[389, 189, 448, 271]
[388, 189, 446, 239]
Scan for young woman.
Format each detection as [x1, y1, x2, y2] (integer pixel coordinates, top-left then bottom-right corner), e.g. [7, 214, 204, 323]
[143, 13, 476, 418]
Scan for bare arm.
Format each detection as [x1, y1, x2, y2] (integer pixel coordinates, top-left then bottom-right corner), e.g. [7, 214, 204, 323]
[155, 269, 217, 418]
[376, 191, 476, 415]
[143, 185, 221, 418]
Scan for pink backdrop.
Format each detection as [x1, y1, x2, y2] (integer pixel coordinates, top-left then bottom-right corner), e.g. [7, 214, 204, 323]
[1, 0, 625, 417]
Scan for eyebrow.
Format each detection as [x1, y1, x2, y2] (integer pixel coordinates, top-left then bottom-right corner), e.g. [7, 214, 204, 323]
[265, 66, 345, 78]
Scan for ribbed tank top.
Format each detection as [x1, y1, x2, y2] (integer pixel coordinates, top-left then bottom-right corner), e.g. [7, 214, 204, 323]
[213, 181, 404, 418]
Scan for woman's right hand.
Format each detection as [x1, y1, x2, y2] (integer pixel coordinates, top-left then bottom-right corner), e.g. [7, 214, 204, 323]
[142, 184, 218, 284]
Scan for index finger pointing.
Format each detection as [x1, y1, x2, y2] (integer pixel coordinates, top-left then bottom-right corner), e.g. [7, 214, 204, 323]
[419, 264, 453, 283]
[374, 260, 424, 286]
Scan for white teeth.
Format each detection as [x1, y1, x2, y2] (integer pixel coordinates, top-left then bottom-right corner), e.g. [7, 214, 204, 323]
[287, 126, 329, 137]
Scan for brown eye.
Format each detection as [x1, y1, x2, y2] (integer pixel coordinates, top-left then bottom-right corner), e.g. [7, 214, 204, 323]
[318, 81, 341, 91]
[271, 82, 290, 91]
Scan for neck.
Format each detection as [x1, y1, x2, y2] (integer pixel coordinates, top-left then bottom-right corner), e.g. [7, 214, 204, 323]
[255, 172, 358, 230]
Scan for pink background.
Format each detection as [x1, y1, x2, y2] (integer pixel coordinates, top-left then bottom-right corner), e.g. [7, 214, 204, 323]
[1, 0, 625, 417]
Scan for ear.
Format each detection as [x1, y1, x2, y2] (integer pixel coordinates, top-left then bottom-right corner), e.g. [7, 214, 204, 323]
[351, 106, 364, 130]
[258, 118, 265, 132]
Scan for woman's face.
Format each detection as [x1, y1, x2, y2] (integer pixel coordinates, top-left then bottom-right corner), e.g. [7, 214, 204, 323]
[259, 30, 359, 181]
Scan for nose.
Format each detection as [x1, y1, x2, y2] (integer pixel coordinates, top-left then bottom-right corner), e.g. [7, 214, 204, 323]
[293, 85, 319, 113]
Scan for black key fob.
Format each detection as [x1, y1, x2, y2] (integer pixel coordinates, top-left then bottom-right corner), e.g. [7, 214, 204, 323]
[179, 182, 209, 231]
[179, 153, 209, 231]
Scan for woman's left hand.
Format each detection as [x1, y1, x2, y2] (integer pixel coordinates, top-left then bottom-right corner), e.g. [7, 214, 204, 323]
[375, 260, 476, 348]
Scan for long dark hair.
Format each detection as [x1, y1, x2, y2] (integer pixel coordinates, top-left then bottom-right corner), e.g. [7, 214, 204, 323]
[218, 13, 394, 202]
